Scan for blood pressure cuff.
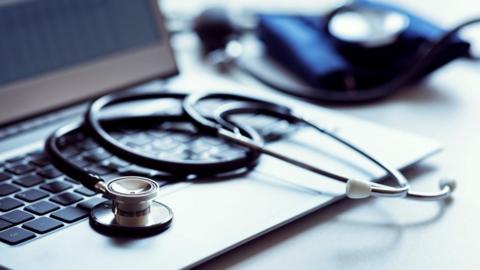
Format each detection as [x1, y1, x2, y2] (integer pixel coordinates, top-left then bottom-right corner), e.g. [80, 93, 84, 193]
[256, 1, 471, 90]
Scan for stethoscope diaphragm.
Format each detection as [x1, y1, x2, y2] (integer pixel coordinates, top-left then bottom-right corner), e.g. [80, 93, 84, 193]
[89, 176, 173, 236]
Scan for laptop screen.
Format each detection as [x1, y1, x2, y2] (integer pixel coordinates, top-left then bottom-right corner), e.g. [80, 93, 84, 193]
[0, 0, 177, 125]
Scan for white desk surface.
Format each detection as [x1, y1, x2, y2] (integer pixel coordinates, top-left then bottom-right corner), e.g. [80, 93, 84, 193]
[162, 0, 480, 269]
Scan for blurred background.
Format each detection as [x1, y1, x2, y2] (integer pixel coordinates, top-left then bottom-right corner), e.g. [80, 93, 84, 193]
[155, 0, 480, 269]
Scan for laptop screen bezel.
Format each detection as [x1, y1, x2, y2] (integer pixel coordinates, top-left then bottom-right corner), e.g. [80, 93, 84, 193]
[0, 0, 178, 126]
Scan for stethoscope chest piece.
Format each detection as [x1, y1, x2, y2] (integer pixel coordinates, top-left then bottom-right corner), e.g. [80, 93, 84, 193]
[328, 6, 410, 48]
[89, 176, 173, 236]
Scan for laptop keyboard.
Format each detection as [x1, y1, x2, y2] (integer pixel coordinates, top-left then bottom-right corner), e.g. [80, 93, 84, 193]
[0, 112, 298, 246]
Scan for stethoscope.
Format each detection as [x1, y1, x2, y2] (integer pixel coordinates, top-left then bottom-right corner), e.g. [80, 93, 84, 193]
[45, 90, 456, 236]
[190, 3, 480, 103]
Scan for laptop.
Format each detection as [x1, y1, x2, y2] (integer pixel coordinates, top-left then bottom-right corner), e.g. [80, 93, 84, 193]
[0, 0, 442, 269]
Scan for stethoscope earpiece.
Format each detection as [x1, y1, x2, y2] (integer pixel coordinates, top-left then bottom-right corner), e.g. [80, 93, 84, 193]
[346, 178, 372, 199]
[346, 177, 457, 201]
[439, 177, 457, 192]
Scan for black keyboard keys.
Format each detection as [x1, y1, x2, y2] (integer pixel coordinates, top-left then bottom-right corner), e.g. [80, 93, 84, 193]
[64, 177, 80, 184]
[50, 192, 83, 206]
[77, 197, 108, 210]
[60, 146, 80, 157]
[0, 172, 12, 182]
[6, 163, 35, 175]
[104, 158, 129, 170]
[71, 157, 90, 168]
[37, 166, 62, 179]
[0, 198, 24, 212]
[88, 164, 114, 176]
[15, 189, 49, 202]
[13, 174, 44, 187]
[30, 156, 50, 167]
[27, 150, 44, 158]
[41, 181, 72, 193]
[0, 219, 13, 231]
[0, 183, 20, 196]
[0, 227, 35, 245]
[0, 210, 34, 225]
[23, 217, 63, 234]
[76, 139, 97, 151]
[74, 187, 96, 197]
[6, 156, 25, 163]
[83, 149, 110, 163]
[51, 207, 88, 223]
[25, 201, 59, 215]
[122, 133, 151, 147]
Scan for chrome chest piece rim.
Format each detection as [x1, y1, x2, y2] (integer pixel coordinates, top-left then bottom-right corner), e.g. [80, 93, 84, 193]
[90, 176, 173, 236]
[328, 6, 410, 48]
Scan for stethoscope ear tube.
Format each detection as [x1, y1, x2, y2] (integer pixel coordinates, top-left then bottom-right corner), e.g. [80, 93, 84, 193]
[210, 97, 456, 201]
[183, 92, 293, 133]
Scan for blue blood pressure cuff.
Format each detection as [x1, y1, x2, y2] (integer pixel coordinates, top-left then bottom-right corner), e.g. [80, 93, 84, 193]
[256, 1, 471, 90]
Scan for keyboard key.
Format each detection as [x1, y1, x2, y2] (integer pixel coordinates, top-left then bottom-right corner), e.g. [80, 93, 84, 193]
[78, 197, 108, 210]
[64, 132, 85, 143]
[23, 217, 63, 234]
[74, 187, 96, 197]
[27, 150, 44, 158]
[0, 210, 34, 225]
[0, 219, 13, 231]
[64, 177, 79, 184]
[149, 130, 170, 139]
[76, 139, 98, 151]
[0, 172, 12, 182]
[13, 174, 44, 187]
[50, 192, 83, 206]
[71, 157, 90, 168]
[6, 163, 35, 175]
[30, 157, 50, 167]
[188, 140, 210, 154]
[83, 149, 111, 163]
[15, 189, 49, 202]
[25, 201, 59, 215]
[196, 136, 225, 146]
[88, 164, 114, 176]
[170, 133, 194, 143]
[51, 207, 88, 223]
[41, 181, 72, 193]
[0, 227, 35, 245]
[214, 147, 246, 160]
[37, 167, 62, 179]
[0, 183, 20, 196]
[6, 156, 25, 163]
[0, 198, 24, 212]
[61, 146, 80, 157]
[122, 133, 151, 147]
[104, 158, 129, 170]
[151, 137, 179, 151]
